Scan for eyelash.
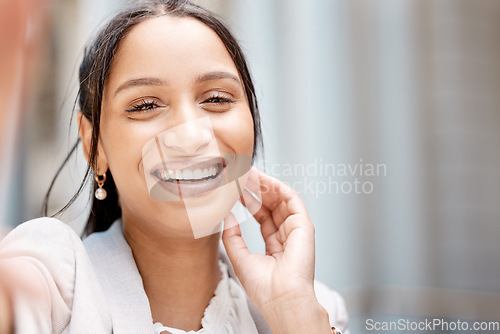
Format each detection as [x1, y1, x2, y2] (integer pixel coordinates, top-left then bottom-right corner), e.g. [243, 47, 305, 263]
[125, 93, 235, 113]
[203, 93, 235, 106]
[126, 99, 160, 113]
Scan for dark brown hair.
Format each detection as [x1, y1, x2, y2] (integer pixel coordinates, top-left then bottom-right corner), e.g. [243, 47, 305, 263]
[43, 0, 262, 236]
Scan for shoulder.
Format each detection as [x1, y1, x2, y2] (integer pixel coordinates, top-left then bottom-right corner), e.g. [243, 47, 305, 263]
[2, 216, 74, 233]
[314, 280, 350, 333]
[0, 217, 103, 333]
[0, 217, 87, 305]
[0, 217, 82, 258]
[0, 217, 85, 292]
[1, 216, 78, 239]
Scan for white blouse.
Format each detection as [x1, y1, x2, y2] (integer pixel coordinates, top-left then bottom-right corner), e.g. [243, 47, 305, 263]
[152, 261, 258, 334]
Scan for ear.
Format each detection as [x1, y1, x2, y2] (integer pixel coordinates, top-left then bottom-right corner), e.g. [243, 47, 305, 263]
[77, 111, 108, 174]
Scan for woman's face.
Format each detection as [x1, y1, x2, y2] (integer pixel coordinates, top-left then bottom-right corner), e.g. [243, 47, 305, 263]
[99, 16, 254, 238]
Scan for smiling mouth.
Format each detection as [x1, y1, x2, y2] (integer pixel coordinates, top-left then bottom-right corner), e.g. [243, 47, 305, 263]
[153, 162, 224, 183]
[149, 157, 227, 199]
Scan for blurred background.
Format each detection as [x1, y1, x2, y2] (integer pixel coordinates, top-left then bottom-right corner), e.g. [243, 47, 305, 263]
[1, 0, 499, 333]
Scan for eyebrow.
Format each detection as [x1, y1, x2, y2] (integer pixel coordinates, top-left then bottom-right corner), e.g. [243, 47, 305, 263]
[113, 71, 240, 97]
[195, 71, 240, 84]
[114, 77, 166, 97]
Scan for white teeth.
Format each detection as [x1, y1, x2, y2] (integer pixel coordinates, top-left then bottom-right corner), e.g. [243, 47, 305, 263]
[157, 164, 220, 181]
[183, 169, 193, 180]
[193, 169, 202, 179]
[201, 168, 209, 178]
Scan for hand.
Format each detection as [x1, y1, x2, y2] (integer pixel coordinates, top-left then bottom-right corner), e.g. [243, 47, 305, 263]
[222, 168, 331, 334]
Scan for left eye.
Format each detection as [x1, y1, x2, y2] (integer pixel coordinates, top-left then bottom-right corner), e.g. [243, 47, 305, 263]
[126, 99, 160, 113]
[203, 94, 235, 105]
[201, 93, 235, 112]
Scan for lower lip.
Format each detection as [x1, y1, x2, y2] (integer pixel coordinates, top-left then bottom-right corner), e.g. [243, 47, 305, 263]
[153, 165, 226, 198]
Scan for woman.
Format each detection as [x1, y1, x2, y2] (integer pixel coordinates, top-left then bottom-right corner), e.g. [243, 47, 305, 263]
[0, 1, 349, 333]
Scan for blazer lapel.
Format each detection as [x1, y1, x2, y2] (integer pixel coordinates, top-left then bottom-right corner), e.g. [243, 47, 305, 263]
[84, 222, 154, 334]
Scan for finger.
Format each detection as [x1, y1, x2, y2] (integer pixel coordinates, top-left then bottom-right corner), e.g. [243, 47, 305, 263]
[222, 212, 251, 270]
[261, 219, 278, 244]
[257, 173, 311, 234]
[247, 170, 312, 237]
[243, 167, 261, 196]
[239, 188, 283, 252]
[238, 168, 262, 215]
[276, 216, 316, 276]
[258, 171, 308, 215]
[271, 201, 289, 228]
[260, 211, 279, 245]
[245, 185, 304, 240]
[247, 189, 278, 239]
[241, 186, 262, 216]
[277, 215, 314, 246]
[265, 234, 284, 255]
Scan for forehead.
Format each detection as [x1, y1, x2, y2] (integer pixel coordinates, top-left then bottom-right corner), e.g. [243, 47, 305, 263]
[107, 15, 237, 84]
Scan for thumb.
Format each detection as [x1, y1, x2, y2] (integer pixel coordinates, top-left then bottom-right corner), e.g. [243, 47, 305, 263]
[222, 212, 251, 273]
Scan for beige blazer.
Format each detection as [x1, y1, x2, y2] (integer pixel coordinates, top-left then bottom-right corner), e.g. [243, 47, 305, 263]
[0, 218, 349, 333]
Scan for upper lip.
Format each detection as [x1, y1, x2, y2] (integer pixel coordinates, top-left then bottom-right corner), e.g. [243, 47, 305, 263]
[150, 156, 225, 175]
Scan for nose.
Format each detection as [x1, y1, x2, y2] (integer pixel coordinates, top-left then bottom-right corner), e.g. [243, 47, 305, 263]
[162, 116, 213, 155]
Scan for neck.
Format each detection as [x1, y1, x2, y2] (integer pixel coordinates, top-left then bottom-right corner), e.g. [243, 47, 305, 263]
[122, 216, 221, 331]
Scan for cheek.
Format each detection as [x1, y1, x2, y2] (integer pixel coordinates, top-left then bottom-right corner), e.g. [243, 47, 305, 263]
[100, 117, 165, 184]
[214, 109, 255, 156]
